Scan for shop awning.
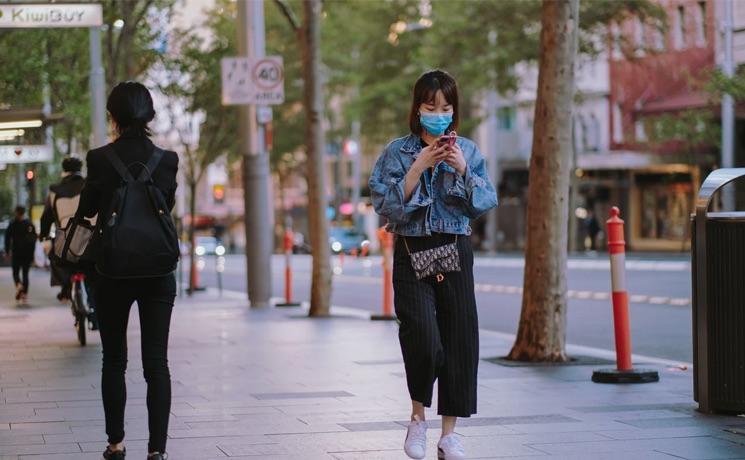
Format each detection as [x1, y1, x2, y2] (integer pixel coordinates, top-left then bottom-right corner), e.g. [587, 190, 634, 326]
[0, 108, 64, 124]
[635, 92, 712, 114]
[577, 150, 710, 171]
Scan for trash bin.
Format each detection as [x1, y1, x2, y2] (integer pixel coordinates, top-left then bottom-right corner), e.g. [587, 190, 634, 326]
[692, 168, 745, 414]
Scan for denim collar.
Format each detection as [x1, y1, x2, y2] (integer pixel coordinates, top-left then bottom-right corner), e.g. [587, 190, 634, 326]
[399, 133, 422, 155]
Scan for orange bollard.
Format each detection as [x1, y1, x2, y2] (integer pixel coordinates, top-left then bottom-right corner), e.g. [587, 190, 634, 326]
[188, 235, 204, 293]
[351, 248, 359, 257]
[190, 258, 200, 292]
[372, 227, 396, 321]
[592, 207, 658, 384]
[277, 228, 301, 307]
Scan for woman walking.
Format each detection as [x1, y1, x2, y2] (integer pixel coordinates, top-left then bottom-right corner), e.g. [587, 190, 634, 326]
[76, 81, 179, 460]
[369, 70, 497, 460]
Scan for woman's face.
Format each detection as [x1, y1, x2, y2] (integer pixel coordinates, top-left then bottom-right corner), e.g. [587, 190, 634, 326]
[419, 90, 453, 115]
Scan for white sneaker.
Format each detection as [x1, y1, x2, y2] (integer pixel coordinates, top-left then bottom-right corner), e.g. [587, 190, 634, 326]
[438, 434, 466, 459]
[404, 415, 427, 459]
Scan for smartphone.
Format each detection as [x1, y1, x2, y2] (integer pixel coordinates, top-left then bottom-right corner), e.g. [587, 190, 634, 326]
[437, 131, 457, 147]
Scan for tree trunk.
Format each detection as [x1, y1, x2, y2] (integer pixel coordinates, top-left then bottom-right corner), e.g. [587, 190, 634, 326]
[302, 0, 332, 316]
[188, 179, 197, 296]
[508, 0, 579, 362]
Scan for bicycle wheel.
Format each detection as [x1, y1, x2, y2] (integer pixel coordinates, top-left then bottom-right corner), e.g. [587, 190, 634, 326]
[73, 285, 87, 346]
[75, 311, 87, 346]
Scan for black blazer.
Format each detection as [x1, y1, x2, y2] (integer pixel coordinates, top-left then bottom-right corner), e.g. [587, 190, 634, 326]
[77, 134, 179, 222]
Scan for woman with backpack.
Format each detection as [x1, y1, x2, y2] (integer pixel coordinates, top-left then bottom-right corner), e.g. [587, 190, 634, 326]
[369, 70, 497, 460]
[76, 81, 179, 460]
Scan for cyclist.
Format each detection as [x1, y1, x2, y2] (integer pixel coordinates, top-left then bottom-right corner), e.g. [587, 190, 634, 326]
[39, 157, 86, 302]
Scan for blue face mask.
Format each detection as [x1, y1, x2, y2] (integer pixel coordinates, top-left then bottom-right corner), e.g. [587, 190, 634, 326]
[420, 112, 453, 136]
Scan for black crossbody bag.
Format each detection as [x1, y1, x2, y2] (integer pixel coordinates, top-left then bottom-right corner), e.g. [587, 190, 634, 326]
[403, 235, 461, 282]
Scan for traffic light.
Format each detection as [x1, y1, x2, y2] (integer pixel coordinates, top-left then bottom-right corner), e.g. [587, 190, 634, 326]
[212, 184, 225, 204]
[25, 169, 34, 188]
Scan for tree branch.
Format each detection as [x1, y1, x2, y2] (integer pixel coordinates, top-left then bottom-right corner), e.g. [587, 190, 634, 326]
[274, 0, 300, 31]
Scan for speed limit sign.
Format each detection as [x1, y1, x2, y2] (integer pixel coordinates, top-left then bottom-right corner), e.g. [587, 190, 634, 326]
[221, 56, 284, 105]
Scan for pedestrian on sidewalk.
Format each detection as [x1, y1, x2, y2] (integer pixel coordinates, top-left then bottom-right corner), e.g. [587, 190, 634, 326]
[76, 81, 179, 460]
[4, 206, 37, 303]
[584, 208, 601, 252]
[39, 157, 86, 302]
[369, 69, 497, 460]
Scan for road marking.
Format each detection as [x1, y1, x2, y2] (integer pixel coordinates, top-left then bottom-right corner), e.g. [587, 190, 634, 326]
[277, 270, 693, 308]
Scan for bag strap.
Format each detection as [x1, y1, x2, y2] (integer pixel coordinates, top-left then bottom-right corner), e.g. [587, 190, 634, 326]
[104, 144, 135, 183]
[137, 146, 165, 182]
[403, 234, 458, 256]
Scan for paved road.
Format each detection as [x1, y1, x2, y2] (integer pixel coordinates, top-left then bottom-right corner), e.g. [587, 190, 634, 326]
[193, 253, 693, 364]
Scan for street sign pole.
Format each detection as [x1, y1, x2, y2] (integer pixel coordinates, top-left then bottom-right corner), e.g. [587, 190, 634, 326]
[350, 120, 362, 230]
[237, 0, 272, 308]
[722, 0, 735, 210]
[89, 25, 107, 148]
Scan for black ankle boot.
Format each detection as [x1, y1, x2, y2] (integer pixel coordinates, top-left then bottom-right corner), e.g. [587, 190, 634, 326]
[102, 446, 126, 460]
[147, 453, 167, 460]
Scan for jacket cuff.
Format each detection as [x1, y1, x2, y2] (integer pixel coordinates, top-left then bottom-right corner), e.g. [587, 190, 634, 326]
[394, 177, 431, 212]
[447, 165, 485, 199]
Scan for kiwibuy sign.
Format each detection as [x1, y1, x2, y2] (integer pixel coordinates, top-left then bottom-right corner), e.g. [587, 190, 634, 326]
[0, 4, 103, 29]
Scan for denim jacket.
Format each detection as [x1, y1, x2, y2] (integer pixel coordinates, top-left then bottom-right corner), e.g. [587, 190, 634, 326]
[369, 133, 498, 236]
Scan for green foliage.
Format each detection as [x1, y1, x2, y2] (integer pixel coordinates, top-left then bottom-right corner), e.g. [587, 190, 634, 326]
[645, 109, 720, 152]
[102, 0, 176, 88]
[158, 2, 239, 184]
[705, 68, 745, 103]
[0, 1, 175, 216]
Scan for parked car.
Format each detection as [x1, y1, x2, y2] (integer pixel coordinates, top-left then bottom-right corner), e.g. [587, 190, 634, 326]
[193, 236, 226, 256]
[328, 227, 370, 255]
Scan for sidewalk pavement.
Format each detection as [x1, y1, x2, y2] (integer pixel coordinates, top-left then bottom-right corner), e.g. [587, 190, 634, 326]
[1, 268, 745, 459]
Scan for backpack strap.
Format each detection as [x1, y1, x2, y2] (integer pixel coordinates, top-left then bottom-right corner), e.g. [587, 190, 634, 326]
[137, 146, 165, 183]
[104, 144, 135, 183]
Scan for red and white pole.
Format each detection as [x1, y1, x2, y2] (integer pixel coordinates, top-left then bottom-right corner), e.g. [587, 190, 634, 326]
[607, 207, 632, 371]
[592, 207, 659, 384]
[371, 227, 396, 321]
[276, 227, 300, 307]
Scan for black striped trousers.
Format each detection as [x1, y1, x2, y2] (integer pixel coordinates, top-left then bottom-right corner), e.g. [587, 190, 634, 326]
[393, 233, 479, 417]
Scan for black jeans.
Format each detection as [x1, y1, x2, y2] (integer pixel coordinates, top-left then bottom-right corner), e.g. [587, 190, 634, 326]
[393, 233, 479, 417]
[96, 273, 176, 453]
[11, 258, 31, 294]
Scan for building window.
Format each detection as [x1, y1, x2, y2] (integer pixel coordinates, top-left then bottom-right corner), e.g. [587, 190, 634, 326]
[497, 106, 515, 130]
[587, 114, 601, 151]
[635, 16, 646, 56]
[635, 119, 647, 142]
[653, 21, 665, 51]
[611, 22, 622, 59]
[674, 5, 686, 49]
[574, 115, 586, 152]
[696, 1, 707, 46]
[612, 103, 623, 144]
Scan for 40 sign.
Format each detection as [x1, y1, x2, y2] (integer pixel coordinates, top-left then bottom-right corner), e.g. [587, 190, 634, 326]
[221, 56, 284, 106]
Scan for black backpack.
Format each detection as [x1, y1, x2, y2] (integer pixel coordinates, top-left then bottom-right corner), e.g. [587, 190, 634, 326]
[97, 145, 180, 279]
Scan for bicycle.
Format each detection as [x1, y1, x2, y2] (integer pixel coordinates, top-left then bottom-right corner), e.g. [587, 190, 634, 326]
[70, 272, 97, 346]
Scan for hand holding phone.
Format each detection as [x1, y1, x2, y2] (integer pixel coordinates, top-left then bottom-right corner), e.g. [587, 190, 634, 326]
[437, 131, 457, 148]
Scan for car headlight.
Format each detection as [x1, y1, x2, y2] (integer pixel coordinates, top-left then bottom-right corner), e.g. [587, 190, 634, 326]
[215, 245, 226, 256]
[195, 246, 206, 256]
[331, 241, 342, 252]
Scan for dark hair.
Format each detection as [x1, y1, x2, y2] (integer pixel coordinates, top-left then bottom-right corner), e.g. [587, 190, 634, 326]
[408, 69, 459, 135]
[14, 206, 25, 216]
[106, 81, 156, 137]
[62, 156, 82, 173]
